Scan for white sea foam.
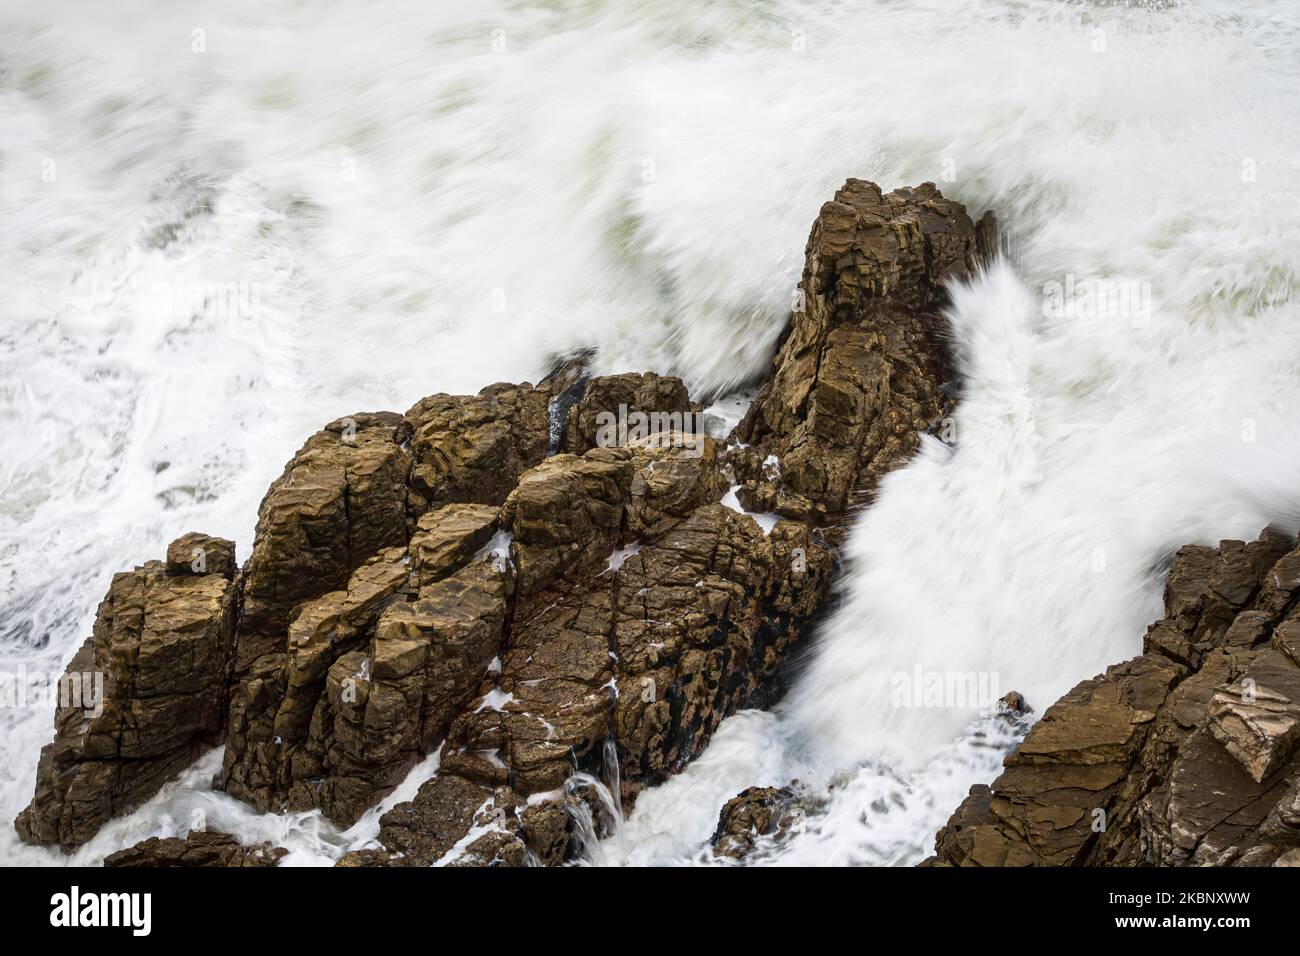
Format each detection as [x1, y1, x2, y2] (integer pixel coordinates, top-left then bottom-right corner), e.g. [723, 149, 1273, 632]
[2, 0, 1299, 865]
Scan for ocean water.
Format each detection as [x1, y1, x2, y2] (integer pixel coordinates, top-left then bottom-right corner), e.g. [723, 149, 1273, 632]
[2, 0, 1299, 865]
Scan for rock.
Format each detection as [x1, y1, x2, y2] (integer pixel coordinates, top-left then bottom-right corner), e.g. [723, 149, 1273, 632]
[930, 528, 1300, 867]
[403, 383, 549, 518]
[220, 547, 411, 818]
[103, 829, 286, 867]
[711, 786, 798, 860]
[315, 556, 514, 823]
[237, 413, 410, 670]
[502, 448, 633, 597]
[15, 537, 238, 848]
[409, 503, 500, 588]
[561, 372, 697, 455]
[925, 785, 993, 867]
[165, 533, 236, 579]
[368, 773, 529, 867]
[1206, 657, 1300, 783]
[734, 180, 996, 524]
[18, 180, 982, 858]
[625, 433, 727, 539]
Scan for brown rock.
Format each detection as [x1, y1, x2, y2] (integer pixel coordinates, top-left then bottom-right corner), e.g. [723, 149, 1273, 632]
[220, 547, 410, 818]
[238, 412, 410, 670]
[15, 538, 238, 848]
[165, 532, 236, 579]
[561, 372, 697, 455]
[501, 448, 633, 596]
[711, 786, 798, 860]
[103, 829, 286, 867]
[931, 528, 1300, 867]
[409, 503, 500, 588]
[734, 180, 995, 524]
[403, 383, 549, 518]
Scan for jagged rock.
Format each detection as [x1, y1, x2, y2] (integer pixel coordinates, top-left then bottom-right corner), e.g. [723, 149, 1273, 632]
[409, 503, 500, 588]
[15, 537, 238, 848]
[1207, 658, 1300, 783]
[220, 547, 411, 818]
[711, 786, 799, 860]
[363, 773, 528, 867]
[502, 448, 633, 597]
[103, 829, 286, 867]
[626, 433, 727, 538]
[165, 532, 236, 579]
[930, 528, 1300, 867]
[315, 556, 514, 823]
[561, 372, 697, 455]
[237, 413, 410, 670]
[18, 180, 979, 858]
[403, 382, 550, 518]
[734, 180, 996, 524]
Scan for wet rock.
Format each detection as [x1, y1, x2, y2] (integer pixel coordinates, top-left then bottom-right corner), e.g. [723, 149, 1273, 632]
[409, 503, 500, 588]
[165, 532, 236, 579]
[403, 383, 549, 518]
[238, 413, 410, 670]
[103, 829, 286, 867]
[315, 556, 513, 823]
[1206, 656, 1300, 783]
[364, 773, 529, 867]
[561, 372, 697, 455]
[502, 448, 633, 596]
[15, 537, 238, 848]
[925, 785, 993, 867]
[711, 785, 799, 860]
[734, 180, 996, 524]
[19, 180, 981, 859]
[931, 528, 1300, 867]
[220, 547, 410, 818]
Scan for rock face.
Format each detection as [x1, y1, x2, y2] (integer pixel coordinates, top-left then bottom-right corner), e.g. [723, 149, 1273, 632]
[560, 372, 697, 455]
[735, 180, 995, 524]
[929, 528, 1300, 867]
[17, 180, 992, 861]
[103, 829, 286, 868]
[15, 537, 238, 849]
[404, 383, 550, 517]
[236, 413, 410, 671]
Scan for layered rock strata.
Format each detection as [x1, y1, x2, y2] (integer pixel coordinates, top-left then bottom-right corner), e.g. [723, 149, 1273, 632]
[17, 180, 992, 865]
[929, 528, 1300, 867]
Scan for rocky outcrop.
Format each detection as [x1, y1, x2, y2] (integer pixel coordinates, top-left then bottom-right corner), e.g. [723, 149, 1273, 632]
[15, 537, 238, 849]
[710, 785, 800, 860]
[734, 179, 996, 524]
[929, 528, 1300, 867]
[560, 372, 697, 455]
[236, 412, 410, 671]
[103, 829, 286, 867]
[17, 180, 994, 860]
[404, 383, 550, 518]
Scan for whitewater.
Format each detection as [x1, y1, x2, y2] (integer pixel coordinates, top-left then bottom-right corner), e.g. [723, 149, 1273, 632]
[2, 0, 1299, 865]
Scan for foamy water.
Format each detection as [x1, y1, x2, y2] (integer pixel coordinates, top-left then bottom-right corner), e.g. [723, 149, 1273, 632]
[2, 0, 1299, 865]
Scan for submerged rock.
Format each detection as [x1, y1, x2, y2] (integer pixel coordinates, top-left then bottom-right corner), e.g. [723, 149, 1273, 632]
[711, 786, 800, 860]
[104, 829, 286, 868]
[929, 527, 1300, 867]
